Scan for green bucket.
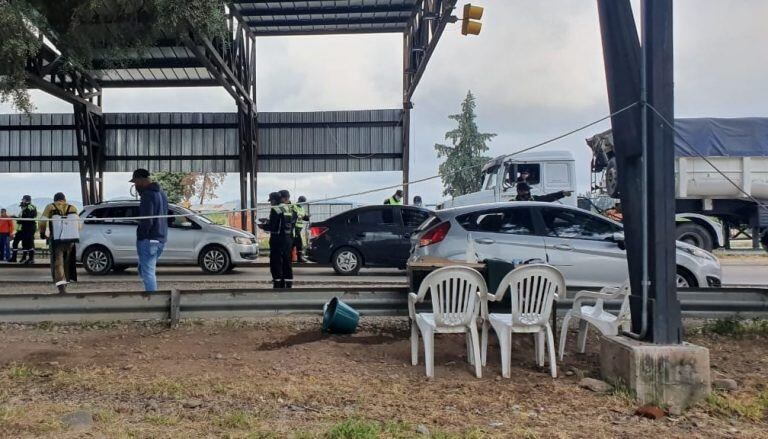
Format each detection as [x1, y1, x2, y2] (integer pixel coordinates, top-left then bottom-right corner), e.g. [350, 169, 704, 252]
[322, 297, 360, 334]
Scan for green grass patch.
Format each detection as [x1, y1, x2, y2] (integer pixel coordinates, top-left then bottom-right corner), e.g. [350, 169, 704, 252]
[700, 317, 768, 337]
[706, 390, 768, 422]
[7, 363, 33, 379]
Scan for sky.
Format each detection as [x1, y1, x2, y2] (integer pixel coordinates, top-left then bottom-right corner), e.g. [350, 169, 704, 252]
[1, 0, 767, 208]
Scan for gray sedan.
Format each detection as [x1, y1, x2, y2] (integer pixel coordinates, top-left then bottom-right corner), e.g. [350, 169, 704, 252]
[410, 202, 722, 288]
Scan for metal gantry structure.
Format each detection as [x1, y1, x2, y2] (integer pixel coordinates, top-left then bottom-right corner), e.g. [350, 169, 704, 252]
[18, 0, 459, 231]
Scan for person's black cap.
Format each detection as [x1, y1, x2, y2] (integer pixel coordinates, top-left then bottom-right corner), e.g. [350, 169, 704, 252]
[279, 190, 290, 199]
[53, 192, 66, 202]
[395, 189, 403, 196]
[298, 196, 307, 203]
[130, 168, 150, 183]
[516, 182, 531, 192]
[21, 195, 32, 202]
[413, 195, 422, 202]
[268, 192, 279, 201]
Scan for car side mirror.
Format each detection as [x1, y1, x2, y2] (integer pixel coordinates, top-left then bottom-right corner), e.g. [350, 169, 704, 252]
[612, 232, 626, 250]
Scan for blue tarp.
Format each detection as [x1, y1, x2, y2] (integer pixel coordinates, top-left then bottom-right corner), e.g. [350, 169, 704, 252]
[675, 118, 768, 157]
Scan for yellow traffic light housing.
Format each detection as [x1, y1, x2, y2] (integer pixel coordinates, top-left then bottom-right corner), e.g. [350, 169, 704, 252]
[461, 4, 484, 36]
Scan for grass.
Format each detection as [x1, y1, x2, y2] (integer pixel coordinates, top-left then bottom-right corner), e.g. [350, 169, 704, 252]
[216, 410, 258, 430]
[325, 419, 382, 439]
[699, 317, 768, 337]
[7, 363, 34, 379]
[706, 390, 768, 422]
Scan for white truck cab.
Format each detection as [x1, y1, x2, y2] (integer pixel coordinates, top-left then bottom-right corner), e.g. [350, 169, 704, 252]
[439, 151, 577, 209]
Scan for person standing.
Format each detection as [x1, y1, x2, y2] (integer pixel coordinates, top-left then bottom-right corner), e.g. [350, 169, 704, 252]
[269, 190, 296, 288]
[292, 195, 310, 263]
[0, 209, 14, 262]
[39, 193, 79, 294]
[412, 195, 423, 208]
[130, 169, 168, 292]
[10, 195, 37, 264]
[383, 189, 404, 205]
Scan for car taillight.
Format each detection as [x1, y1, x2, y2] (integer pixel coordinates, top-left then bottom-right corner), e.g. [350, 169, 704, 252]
[310, 226, 328, 239]
[419, 221, 450, 247]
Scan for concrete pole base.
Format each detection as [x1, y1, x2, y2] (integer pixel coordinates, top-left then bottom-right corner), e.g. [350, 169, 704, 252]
[600, 335, 711, 414]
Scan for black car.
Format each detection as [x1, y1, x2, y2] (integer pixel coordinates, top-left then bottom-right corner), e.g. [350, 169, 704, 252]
[307, 205, 433, 275]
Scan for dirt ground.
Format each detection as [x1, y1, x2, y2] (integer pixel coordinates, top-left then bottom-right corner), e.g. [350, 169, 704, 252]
[0, 317, 766, 439]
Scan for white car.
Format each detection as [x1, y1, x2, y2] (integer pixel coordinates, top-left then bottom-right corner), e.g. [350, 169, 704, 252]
[77, 201, 259, 274]
[410, 202, 721, 288]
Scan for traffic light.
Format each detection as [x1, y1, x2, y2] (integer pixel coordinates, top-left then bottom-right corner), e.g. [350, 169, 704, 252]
[461, 4, 484, 36]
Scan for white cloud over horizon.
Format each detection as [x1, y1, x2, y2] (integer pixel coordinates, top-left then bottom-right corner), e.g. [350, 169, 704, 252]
[1, 0, 766, 208]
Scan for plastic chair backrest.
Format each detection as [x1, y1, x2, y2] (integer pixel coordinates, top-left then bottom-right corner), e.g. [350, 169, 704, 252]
[616, 280, 632, 321]
[496, 264, 564, 326]
[417, 266, 487, 327]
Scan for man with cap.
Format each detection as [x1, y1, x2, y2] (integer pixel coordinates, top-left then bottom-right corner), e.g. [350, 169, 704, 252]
[39, 193, 79, 294]
[130, 169, 169, 292]
[515, 182, 572, 203]
[412, 195, 423, 208]
[268, 190, 296, 288]
[10, 195, 37, 264]
[292, 195, 310, 263]
[384, 189, 404, 205]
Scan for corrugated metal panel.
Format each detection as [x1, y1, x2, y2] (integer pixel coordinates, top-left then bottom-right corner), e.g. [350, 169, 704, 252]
[0, 110, 402, 173]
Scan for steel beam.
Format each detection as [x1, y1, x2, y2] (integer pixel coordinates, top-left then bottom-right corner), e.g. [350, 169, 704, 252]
[238, 4, 413, 16]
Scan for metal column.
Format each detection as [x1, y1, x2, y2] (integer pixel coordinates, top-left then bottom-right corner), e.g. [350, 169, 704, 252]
[73, 103, 105, 205]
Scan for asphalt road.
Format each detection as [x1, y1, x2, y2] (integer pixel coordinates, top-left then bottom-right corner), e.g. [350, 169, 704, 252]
[0, 262, 764, 291]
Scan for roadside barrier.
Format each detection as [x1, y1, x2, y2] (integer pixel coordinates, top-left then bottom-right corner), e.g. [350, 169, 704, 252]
[0, 286, 765, 325]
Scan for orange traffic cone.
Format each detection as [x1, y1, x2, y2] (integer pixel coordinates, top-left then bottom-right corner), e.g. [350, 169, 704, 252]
[291, 247, 298, 263]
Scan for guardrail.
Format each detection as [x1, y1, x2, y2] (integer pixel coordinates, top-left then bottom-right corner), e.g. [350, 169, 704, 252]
[0, 287, 766, 325]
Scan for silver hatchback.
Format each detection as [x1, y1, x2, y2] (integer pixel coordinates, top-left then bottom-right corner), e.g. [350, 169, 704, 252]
[76, 201, 258, 274]
[411, 202, 722, 289]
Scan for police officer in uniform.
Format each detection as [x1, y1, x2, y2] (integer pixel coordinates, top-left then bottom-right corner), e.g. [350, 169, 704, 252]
[384, 189, 404, 205]
[10, 195, 37, 264]
[292, 195, 310, 263]
[268, 190, 296, 288]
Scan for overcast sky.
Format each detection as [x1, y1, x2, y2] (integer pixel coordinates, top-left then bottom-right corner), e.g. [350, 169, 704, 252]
[1, 0, 766, 208]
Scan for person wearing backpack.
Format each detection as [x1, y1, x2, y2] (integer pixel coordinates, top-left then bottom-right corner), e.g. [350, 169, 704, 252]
[39, 192, 79, 294]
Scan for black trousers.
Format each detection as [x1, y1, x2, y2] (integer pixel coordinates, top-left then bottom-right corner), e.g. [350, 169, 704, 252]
[269, 235, 293, 288]
[292, 231, 303, 257]
[10, 230, 34, 261]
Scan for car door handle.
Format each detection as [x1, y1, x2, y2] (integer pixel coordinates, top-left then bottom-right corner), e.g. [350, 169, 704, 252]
[475, 238, 495, 245]
[553, 244, 573, 251]
[403, 233, 411, 239]
[105, 229, 112, 235]
[355, 233, 366, 238]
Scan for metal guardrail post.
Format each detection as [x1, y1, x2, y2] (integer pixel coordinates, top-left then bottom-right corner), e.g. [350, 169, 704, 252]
[170, 289, 181, 328]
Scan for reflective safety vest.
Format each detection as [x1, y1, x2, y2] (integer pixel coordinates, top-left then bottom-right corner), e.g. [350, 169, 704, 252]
[293, 204, 306, 229]
[386, 196, 403, 206]
[271, 203, 296, 236]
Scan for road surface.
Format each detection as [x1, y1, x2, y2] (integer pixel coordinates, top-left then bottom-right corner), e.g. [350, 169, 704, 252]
[0, 262, 764, 294]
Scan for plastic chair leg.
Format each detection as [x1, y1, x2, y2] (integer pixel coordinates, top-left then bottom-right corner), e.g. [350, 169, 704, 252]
[465, 332, 474, 366]
[577, 320, 589, 354]
[410, 322, 419, 366]
[469, 324, 482, 378]
[546, 324, 557, 378]
[536, 331, 546, 367]
[481, 321, 489, 367]
[498, 330, 511, 379]
[422, 328, 435, 378]
[559, 313, 572, 361]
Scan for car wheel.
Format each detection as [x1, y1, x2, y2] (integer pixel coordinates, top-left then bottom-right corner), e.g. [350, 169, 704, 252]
[332, 248, 362, 276]
[676, 222, 713, 251]
[83, 246, 114, 275]
[676, 267, 698, 288]
[199, 246, 231, 274]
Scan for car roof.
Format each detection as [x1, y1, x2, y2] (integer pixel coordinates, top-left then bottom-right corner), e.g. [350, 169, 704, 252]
[435, 202, 618, 223]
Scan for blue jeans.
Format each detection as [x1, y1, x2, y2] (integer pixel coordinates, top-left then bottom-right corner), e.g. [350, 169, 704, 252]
[137, 239, 165, 292]
[0, 234, 10, 261]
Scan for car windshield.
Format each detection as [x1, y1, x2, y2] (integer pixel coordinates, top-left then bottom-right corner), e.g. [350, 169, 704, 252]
[174, 206, 213, 224]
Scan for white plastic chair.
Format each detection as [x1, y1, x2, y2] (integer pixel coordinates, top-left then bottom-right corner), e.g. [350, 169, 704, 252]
[409, 266, 487, 378]
[558, 280, 631, 360]
[481, 264, 564, 378]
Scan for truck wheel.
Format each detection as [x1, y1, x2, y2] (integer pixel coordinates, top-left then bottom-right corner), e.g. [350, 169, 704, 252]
[676, 222, 713, 251]
[605, 157, 620, 198]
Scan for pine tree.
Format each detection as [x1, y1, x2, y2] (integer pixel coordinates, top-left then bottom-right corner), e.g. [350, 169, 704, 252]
[434, 91, 496, 197]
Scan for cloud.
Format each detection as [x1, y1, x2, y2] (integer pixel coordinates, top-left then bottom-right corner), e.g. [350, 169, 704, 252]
[1, 0, 767, 207]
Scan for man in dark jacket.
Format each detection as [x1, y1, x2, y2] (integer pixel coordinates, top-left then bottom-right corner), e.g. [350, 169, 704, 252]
[10, 195, 37, 264]
[515, 182, 572, 202]
[130, 169, 169, 292]
[269, 190, 296, 288]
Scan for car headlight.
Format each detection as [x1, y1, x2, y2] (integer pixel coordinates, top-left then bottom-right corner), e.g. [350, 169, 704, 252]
[234, 236, 253, 245]
[679, 245, 717, 262]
